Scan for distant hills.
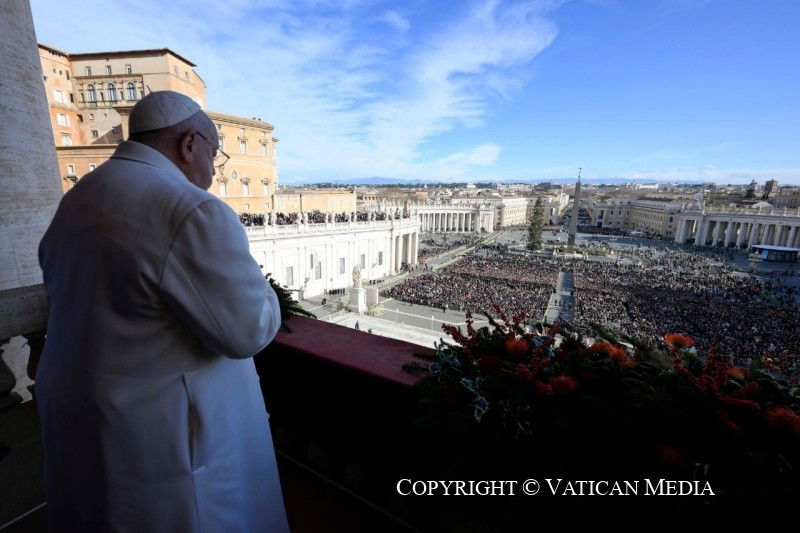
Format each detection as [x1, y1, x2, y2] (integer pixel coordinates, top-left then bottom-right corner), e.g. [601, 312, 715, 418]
[281, 175, 712, 187]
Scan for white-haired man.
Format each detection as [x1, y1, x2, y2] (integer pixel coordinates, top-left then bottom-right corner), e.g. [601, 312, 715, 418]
[36, 91, 289, 532]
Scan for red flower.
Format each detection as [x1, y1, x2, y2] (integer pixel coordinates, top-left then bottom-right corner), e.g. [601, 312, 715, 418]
[477, 355, 502, 373]
[764, 406, 800, 435]
[664, 334, 695, 350]
[550, 375, 579, 395]
[505, 337, 530, 359]
[534, 380, 553, 396]
[514, 364, 533, 382]
[655, 444, 687, 468]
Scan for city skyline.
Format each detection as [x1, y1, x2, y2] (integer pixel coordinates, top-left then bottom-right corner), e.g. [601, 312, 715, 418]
[30, 0, 800, 184]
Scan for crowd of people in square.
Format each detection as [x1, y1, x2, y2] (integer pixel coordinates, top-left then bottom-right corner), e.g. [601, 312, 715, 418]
[387, 241, 799, 373]
[238, 209, 399, 227]
[386, 253, 558, 317]
[566, 247, 799, 369]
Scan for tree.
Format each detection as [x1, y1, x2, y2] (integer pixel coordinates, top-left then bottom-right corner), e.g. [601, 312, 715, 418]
[527, 198, 545, 250]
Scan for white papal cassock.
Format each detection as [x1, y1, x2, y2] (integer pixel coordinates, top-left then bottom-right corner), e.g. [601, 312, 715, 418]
[36, 141, 288, 532]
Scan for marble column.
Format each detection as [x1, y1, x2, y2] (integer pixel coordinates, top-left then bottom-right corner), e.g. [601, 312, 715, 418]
[674, 219, 686, 243]
[749, 223, 761, 246]
[735, 222, 746, 247]
[724, 221, 736, 246]
[788, 226, 798, 249]
[711, 220, 723, 246]
[695, 220, 707, 246]
[1, 0, 65, 399]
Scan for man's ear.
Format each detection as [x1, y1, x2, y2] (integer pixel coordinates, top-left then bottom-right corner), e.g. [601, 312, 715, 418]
[178, 131, 196, 164]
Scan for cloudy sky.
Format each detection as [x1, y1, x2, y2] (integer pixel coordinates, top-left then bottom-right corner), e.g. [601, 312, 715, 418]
[30, 0, 800, 184]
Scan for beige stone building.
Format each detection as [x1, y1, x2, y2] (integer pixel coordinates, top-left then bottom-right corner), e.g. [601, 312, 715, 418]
[773, 187, 800, 209]
[38, 44, 278, 213]
[590, 197, 683, 237]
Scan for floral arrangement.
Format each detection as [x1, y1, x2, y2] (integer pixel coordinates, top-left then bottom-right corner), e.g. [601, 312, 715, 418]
[406, 306, 799, 501]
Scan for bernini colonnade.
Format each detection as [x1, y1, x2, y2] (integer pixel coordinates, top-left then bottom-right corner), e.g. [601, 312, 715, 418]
[675, 206, 800, 248]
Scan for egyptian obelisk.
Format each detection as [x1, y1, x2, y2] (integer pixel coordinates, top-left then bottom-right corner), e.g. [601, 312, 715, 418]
[566, 168, 582, 253]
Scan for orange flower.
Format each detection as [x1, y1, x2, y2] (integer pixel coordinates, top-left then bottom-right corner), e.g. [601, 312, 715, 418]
[726, 367, 747, 381]
[589, 342, 633, 366]
[505, 337, 530, 359]
[764, 406, 800, 435]
[664, 333, 695, 350]
[550, 375, 579, 395]
[611, 350, 637, 368]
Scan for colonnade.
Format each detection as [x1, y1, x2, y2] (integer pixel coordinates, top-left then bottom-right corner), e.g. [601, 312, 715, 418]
[418, 210, 493, 233]
[392, 231, 418, 272]
[675, 216, 800, 248]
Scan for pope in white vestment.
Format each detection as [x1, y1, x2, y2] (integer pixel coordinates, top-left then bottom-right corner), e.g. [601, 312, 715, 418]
[36, 92, 289, 532]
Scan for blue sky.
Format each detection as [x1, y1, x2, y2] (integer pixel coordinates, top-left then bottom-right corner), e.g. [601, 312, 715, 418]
[30, 0, 800, 184]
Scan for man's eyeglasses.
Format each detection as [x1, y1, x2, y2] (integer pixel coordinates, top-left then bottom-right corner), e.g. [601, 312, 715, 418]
[195, 131, 230, 170]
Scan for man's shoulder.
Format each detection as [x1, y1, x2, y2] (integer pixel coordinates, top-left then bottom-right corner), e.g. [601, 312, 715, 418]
[93, 155, 217, 210]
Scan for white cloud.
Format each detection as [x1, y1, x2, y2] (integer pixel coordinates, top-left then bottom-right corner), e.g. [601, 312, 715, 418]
[378, 10, 410, 32]
[30, 0, 559, 181]
[435, 143, 502, 169]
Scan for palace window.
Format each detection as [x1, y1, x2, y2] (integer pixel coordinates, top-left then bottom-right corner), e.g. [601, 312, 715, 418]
[219, 180, 227, 196]
[85, 66, 91, 76]
[239, 139, 247, 154]
[87, 84, 96, 102]
[242, 181, 250, 196]
[61, 133, 72, 146]
[107, 83, 117, 101]
[261, 142, 267, 156]
[53, 89, 64, 103]
[105, 65, 112, 75]
[56, 114, 70, 127]
[125, 64, 132, 74]
[231, 170, 238, 181]
[66, 164, 75, 175]
[89, 164, 96, 171]
[91, 130, 98, 138]
[127, 83, 137, 100]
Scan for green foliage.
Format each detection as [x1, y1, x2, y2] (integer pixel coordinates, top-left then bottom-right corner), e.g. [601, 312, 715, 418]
[527, 198, 545, 250]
